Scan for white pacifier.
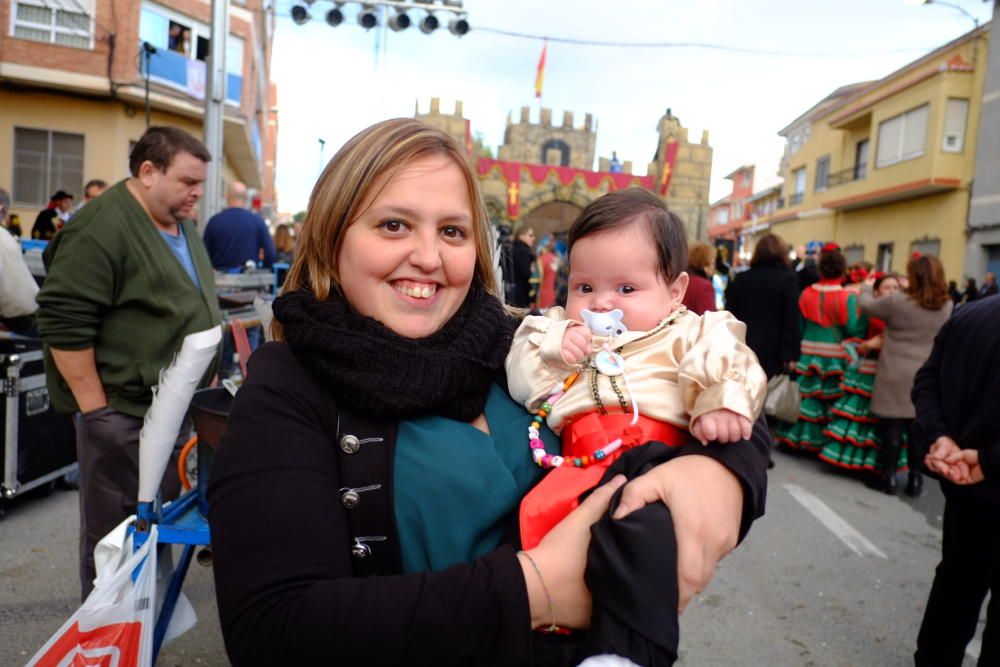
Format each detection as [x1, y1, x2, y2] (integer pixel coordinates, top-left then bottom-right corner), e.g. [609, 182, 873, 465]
[580, 309, 628, 376]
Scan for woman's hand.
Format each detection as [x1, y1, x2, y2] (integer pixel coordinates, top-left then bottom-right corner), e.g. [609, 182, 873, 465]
[612, 456, 743, 612]
[858, 334, 883, 354]
[520, 475, 627, 629]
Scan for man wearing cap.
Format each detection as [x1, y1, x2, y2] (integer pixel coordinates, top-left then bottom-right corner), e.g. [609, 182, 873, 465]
[31, 190, 73, 240]
[797, 240, 822, 291]
[36, 126, 221, 599]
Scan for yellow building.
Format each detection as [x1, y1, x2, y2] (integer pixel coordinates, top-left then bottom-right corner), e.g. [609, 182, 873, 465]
[768, 24, 989, 280]
[0, 0, 277, 234]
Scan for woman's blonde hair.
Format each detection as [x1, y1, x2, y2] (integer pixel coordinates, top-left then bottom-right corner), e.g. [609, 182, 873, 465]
[274, 118, 497, 339]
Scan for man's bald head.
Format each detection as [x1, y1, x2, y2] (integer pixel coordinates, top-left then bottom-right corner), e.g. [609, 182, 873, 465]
[226, 181, 248, 207]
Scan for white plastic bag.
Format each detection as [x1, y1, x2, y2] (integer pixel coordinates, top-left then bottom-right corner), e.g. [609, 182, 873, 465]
[94, 516, 197, 645]
[26, 527, 158, 667]
[764, 374, 801, 424]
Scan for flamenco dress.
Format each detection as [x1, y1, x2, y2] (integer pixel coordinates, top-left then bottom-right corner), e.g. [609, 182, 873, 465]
[775, 280, 865, 453]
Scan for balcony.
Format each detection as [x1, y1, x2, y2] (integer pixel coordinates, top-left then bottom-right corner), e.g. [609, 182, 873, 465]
[140, 46, 242, 106]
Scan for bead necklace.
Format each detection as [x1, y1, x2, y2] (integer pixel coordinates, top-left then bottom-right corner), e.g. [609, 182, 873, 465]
[528, 308, 687, 469]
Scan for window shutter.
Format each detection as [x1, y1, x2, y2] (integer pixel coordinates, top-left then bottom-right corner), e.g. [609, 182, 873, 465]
[876, 115, 903, 167]
[901, 105, 928, 160]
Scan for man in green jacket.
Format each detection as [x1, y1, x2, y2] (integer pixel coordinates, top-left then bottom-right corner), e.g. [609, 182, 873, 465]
[36, 126, 222, 599]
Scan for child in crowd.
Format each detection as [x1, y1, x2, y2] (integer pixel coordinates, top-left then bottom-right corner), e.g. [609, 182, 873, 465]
[505, 188, 767, 665]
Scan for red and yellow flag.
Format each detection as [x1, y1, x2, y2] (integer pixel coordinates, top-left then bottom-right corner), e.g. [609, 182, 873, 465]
[534, 40, 547, 99]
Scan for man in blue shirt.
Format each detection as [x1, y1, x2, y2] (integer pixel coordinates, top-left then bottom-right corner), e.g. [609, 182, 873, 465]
[203, 181, 275, 270]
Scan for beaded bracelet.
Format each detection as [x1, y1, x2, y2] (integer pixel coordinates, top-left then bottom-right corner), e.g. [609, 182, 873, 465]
[518, 550, 559, 632]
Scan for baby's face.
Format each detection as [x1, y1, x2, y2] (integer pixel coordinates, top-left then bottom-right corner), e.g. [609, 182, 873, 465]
[565, 224, 686, 332]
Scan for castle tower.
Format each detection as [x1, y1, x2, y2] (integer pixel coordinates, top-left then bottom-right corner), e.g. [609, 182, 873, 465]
[498, 106, 596, 169]
[415, 97, 468, 150]
[648, 108, 713, 240]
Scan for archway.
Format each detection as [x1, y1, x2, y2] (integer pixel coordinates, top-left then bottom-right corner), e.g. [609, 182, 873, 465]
[521, 201, 583, 242]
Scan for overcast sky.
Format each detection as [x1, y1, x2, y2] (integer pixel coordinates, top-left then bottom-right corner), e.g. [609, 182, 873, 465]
[270, 0, 993, 213]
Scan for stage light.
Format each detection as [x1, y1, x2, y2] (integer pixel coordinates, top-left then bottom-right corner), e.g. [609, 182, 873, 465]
[326, 3, 344, 27]
[359, 4, 378, 29]
[388, 10, 411, 31]
[291, 4, 310, 25]
[419, 12, 439, 34]
[448, 16, 469, 36]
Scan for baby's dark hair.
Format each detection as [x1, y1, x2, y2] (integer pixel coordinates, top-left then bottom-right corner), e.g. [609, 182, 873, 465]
[567, 189, 687, 283]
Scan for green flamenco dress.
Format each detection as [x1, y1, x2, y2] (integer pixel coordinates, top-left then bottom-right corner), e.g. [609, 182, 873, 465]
[776, 280, 866, 453]
[819, 318, 908, 472]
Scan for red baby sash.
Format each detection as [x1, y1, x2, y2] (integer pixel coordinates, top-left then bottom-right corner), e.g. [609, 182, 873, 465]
[519, 411, 690, 549]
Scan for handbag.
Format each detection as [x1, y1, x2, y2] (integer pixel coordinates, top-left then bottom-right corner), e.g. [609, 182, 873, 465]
[26, 526, 158, 667]
[764, 373, 801, 423]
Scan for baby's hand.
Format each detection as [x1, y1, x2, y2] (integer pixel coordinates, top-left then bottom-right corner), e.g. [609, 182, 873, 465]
[691, 409, 753, 446]
[561, 325, 593, 365]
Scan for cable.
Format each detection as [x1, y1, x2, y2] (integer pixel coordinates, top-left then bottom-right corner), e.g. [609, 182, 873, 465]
[473, 26, 937, 58]
[269, 6, 941, 59]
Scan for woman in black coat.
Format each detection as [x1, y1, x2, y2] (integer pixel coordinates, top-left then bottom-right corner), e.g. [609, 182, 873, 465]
[726, 233, 800, 378]
[509, 226, 536, 307]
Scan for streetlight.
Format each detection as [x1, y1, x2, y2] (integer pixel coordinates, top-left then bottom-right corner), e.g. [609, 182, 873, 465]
[905, 0, 980, 28]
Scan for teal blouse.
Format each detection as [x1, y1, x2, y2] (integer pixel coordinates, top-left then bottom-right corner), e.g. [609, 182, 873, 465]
[394, 384, 562, 573]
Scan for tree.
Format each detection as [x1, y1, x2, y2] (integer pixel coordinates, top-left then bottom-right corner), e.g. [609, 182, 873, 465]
[292, 210, 307, 223]
[473, 132, 494, 159]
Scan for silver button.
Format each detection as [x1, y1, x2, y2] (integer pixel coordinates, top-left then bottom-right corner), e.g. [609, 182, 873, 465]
[352, 542, 371, 559]
[341, 489, 361, 510]
[339, 434, 360, 454]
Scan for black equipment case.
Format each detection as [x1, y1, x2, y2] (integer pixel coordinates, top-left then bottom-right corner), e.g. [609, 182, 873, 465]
[0, 333, 77, 513]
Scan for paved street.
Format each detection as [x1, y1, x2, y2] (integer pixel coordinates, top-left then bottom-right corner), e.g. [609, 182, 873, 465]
[0, 449, 983, 666]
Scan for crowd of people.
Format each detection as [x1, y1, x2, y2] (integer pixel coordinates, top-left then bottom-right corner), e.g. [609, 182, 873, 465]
[3, 118, 998, 665]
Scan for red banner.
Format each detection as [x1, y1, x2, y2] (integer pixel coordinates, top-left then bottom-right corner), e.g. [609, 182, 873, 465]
[477, 157, 655, 219]
[658, 139, 679, 196]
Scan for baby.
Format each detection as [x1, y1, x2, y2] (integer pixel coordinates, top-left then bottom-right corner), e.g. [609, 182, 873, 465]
[506, 188, 767, 551]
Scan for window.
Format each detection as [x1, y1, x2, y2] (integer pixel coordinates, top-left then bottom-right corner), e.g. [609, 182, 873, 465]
[790, 167, 806, 205]
[844, 245, 865, 265]
[854, 139, 869, 180]
[716, 207, 729, 226]
[876, 104, 929, 167]
[12, 0, 94, 49]
[942, 98, 969, 153]
[877, 243, 894, 273]
[912, 239, 941, 257]
[12, 128, 84, 206]
[815, 156, 830, 192]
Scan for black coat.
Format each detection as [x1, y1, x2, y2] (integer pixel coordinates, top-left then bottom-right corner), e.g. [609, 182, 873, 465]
[911, 295, 1000, 504]
[725, 263, 801, 378]
[208, 342, 771, 666]
[510, 240, 535, 307]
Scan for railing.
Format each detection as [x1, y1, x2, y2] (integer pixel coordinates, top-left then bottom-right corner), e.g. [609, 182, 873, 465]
[140, 44, 242, 105]
[789, 192, 804, 205]
[827, 166, 865, 188]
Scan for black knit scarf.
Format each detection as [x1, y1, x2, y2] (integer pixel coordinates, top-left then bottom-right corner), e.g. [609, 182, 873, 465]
[272, 286, 517, 422]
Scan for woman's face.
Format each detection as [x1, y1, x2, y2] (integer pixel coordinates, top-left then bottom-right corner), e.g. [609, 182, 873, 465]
[337, 155, 477, 339]
[877, 276, 901, 297]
